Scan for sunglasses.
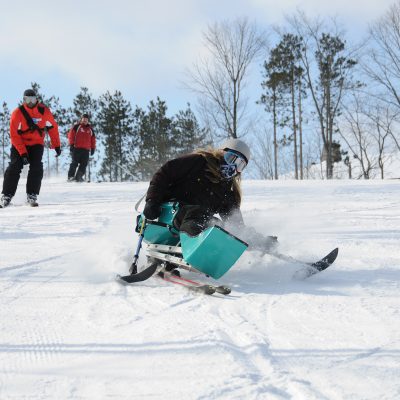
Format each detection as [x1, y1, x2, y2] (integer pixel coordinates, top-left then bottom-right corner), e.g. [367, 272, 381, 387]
[24, 96, 37, 104]
[223, 150, 247, 173]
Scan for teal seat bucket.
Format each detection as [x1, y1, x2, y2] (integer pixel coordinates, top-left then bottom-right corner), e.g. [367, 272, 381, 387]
[180, 226, 248, 279]
[138, 202, 180, 245]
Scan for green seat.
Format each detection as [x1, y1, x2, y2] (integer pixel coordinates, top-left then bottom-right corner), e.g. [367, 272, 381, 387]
[180, 226, 248, 279]
[138, 202, 180, 245]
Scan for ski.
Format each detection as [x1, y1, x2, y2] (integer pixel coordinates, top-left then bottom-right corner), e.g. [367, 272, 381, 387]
[158, 271, 216, 295]
[294, 247, 339, 279]
[158, 270, 231, 295]
[116, 262, 159, 284]
[268, 247, 339, 279]
[167, 272, 231, 295]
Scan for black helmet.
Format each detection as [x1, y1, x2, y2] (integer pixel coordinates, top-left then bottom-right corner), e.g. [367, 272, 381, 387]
[23, 89, 36, 97]
[81, 113, 89, 119]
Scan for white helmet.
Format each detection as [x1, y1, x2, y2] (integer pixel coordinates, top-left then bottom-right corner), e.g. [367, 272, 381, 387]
[220, 138, 250, 164]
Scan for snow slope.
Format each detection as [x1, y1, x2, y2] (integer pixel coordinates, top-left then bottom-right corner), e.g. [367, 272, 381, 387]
[0, 178, 399, 400]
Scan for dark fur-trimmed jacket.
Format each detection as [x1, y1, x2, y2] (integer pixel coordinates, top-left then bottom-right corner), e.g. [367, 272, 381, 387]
[145, 153, 243, 222]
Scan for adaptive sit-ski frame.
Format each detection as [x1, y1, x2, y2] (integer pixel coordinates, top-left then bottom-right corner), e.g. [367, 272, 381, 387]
[131, 202, 248, 281]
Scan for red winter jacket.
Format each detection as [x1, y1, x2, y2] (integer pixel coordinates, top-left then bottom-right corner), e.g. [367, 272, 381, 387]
[68, 123, 96, 150]
[10, 103, 61, 155]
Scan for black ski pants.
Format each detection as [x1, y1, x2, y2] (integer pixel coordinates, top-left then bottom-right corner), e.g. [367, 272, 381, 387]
[173, 205, 217, 236]
[2, 145, 44, 197]
[68, 148, 89, 180]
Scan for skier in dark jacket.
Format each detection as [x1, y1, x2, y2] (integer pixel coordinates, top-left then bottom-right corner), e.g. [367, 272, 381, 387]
[67, 113, 96, 182]
[143, 138, 277, 251]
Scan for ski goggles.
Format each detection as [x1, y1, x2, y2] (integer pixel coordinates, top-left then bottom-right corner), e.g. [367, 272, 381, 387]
[223, 150, 247, 173]
[24, 96, 37, 104]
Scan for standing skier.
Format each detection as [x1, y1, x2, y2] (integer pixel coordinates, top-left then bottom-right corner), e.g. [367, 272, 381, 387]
[67, 113, 96, 182]
[143, 139, 277, 251]
[0, 89, 61, 208]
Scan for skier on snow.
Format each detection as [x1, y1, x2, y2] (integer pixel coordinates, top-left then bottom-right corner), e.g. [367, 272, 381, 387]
[0, 89, 61, 208]
[67, 113, 96, 182]
[143, 138, 277, 251]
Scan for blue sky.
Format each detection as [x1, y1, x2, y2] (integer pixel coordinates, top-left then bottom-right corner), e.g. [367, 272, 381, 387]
[0, 0, 394, 115]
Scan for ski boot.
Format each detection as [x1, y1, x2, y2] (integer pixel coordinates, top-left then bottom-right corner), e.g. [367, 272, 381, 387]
[26, 194, 39, 207]
[0, 195, 12, 208]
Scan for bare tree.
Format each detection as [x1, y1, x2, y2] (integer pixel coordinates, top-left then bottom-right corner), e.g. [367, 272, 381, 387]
[185, 17, 267, 140]
[367, 104, 398, 179]
[252, 127, 274, 179]
[365, 2, 400, 111]
[340, 92, 399, 179]
[338, 93, 377, 179]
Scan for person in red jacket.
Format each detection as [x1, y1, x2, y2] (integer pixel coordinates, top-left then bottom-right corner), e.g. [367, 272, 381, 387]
[67, 113, 96, 182]
[0, 89, 61, 208]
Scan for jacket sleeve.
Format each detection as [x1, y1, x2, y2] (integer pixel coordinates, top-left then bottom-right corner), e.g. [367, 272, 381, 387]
[219, 190, 245, 226]
[146, 154, 205, 204]
[44, 107, 60, 148]
[67, 126, 75, 146]
[9, 109, 27, 155]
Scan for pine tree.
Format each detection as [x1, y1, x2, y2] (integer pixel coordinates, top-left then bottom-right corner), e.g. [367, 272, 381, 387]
[98, 91, 135, 181]
[71, 87, 98, 126]
[130, 99, 209, 180]
[172, 103, 210, 156]
[132, 98, 173, 181]
[314, 34, 357, 178]
[260, 60, 288, 180]
[267, 35, 304, 179]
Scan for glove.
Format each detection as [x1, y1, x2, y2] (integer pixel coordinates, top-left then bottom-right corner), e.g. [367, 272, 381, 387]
[90, 148, 95, 156]
[70, 145, 74, 155]
[21, 153, 29, 165]
[55, 147, 62, 157]
[143, 201, 162, 220]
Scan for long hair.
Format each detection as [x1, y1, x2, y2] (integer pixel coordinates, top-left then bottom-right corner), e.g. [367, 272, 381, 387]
[195, 148, 242, 206]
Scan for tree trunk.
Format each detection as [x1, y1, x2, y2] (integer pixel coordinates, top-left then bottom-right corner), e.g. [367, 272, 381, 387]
[291, 73, 298, 179]
[273, 88, 278, 180]
[298, 77, 303, 180]
[233, 80, 238, 139]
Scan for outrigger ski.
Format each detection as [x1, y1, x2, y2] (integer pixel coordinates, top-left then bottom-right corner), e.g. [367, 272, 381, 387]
[286, 247, 339, 279]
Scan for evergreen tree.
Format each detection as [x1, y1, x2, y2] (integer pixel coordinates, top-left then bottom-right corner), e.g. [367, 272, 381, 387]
[71, 87, 98, 126]
[0, 102, 10, 175]
[131, 99, 209, 180]
[98, 90, 135, 181]
[133, 98, 174, 181]
[172, 103, 210, 156]
[260, 58, 288, 180]
[264, 35, 304, 179]
[314, 34, 357, 178]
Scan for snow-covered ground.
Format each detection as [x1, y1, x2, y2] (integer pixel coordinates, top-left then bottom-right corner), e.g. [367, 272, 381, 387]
[0, 178, 399, 400]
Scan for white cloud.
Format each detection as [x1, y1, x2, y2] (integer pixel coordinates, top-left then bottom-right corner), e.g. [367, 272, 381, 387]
[0, 0, 204, 95]
[0, 0, 395, 109]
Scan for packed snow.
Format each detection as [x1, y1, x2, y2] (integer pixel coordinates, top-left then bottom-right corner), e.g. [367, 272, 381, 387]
[0, 178, 399, 399]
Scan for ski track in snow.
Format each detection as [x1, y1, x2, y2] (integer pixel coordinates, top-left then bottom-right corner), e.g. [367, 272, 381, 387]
[0, 178, 399, 399]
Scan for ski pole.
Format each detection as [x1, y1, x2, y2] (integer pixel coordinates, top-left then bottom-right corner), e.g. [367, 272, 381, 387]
[129, 217, 146, 275]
